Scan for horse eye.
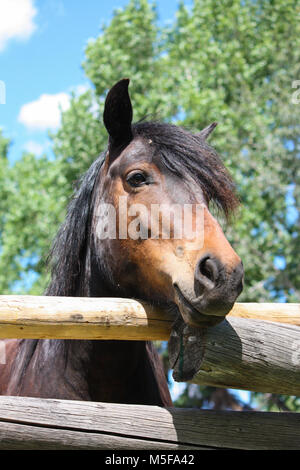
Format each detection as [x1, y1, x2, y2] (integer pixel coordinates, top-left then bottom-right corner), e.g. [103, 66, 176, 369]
[126, 172, 147, 187]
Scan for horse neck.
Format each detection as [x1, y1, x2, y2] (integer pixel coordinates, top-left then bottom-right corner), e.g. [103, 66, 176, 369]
[75, 246, 172, 406]
[7, 247, 172, 406]
[8, 338, 170, 405]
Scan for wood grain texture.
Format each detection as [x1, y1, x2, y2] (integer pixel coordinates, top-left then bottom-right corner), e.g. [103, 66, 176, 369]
[0, 396, 299, 450]
[184, 317, 300, 395]
[0, 295, 175, 340]
[229, 302, 300, 325]
[0, 295, 299, 340]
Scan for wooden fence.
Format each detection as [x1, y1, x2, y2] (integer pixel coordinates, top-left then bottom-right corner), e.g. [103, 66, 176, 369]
[0, 295, 299, 341]
[0, 295, 299, 449]
[0, 396, 300, 450]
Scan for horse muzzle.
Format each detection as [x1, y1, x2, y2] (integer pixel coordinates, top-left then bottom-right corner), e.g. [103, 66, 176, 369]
[174, 254, 244, 327]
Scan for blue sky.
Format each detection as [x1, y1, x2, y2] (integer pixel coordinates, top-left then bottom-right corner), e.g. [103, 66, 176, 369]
[0, 0, 192, 164]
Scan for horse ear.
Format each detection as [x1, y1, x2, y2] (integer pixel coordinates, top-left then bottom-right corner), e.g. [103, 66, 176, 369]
[198, 122, 218, 140]
[103, 78, 133, 154]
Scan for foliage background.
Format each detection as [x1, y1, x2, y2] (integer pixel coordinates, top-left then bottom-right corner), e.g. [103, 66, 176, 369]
[0, 0, 299, 410]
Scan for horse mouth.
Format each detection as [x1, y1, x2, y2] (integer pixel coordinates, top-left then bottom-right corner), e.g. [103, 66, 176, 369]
[173, 284, 225, 328]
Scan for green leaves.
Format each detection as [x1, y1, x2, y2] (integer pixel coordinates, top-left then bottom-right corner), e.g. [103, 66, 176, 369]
[83, 0, 178, 120]
[0, 149, 67, 293]
[165, 0, 300, 303]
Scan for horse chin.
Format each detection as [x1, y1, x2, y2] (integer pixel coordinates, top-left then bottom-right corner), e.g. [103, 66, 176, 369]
[173, 284, 225, 328]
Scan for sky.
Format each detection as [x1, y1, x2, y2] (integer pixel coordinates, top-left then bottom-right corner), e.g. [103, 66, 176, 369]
[0, 0, 192, 164]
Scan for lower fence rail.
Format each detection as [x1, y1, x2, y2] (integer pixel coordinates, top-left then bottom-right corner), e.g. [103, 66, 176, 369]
[0, 396, 299, 450]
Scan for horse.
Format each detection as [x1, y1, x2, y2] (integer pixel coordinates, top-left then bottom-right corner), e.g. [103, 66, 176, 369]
[0, 79, 243, 406]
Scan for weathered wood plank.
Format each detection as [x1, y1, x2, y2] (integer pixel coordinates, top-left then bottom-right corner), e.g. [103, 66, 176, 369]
[0, 396, 299, 450]
[0, 295, 175, 340]
[229, 301, 300, 325]
[170, 317, 300, 395]
[0, 421, 201, 450]
[0, 295, 299, 340]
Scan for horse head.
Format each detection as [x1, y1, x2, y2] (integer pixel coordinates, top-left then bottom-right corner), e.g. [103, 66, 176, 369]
[91, 79, 244, 327]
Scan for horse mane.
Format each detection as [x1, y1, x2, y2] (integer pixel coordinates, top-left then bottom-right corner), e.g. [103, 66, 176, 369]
[46, 121, 239, 298]
[45, 153, 105, 297]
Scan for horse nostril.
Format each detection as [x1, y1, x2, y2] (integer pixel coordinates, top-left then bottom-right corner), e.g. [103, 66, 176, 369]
[199, 256, 218, 283]
[195, 255, 219, 292]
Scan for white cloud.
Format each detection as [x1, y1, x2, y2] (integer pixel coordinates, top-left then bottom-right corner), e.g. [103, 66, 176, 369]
[72, 84, 90, 96]
[0, 0, 37, 51]
[23, 140, 48, 155]
[18, 92, 70, 130]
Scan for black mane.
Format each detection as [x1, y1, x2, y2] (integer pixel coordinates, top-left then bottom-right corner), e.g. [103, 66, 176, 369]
[46, 121, 239, 298]
[45, 153, 105, 297]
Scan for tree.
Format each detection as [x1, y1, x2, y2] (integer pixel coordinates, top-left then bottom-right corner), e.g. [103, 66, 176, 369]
[0, 0, 299, 410]
[165, 0, 300, 303]
[0, 144, 68, 293]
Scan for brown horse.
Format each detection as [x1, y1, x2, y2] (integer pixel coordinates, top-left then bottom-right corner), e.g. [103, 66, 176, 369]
[0, 79, 243, 406]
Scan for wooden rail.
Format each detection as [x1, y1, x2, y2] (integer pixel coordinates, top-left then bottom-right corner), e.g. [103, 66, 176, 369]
[0, 396, 299, 450]
[0, 295, 299, 340]
[169, 316, 300, 395]
[0, 295, 174, 340]
[0, 296, 299, 394]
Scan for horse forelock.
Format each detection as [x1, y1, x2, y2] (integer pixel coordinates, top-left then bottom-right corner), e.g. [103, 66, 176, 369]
[132, 121, 240, 219]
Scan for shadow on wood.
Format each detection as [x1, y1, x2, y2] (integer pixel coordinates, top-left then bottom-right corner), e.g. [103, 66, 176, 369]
[169, 317, 300, 395]
[169, 316, 242, 382]
[0, 396, 299, 450]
